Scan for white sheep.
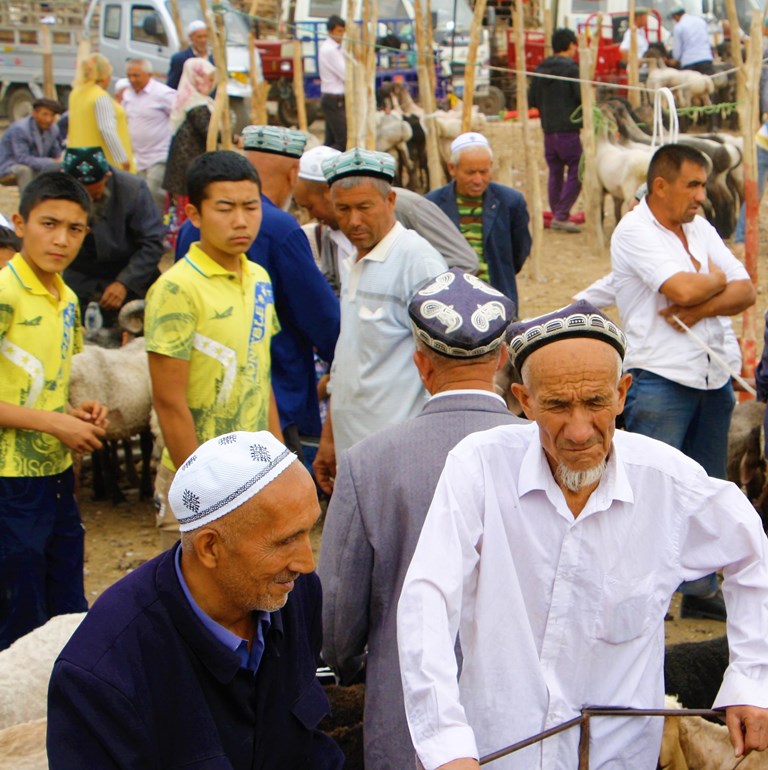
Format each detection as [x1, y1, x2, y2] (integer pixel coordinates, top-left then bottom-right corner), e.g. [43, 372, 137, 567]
[0, 719, 47, 770]
[0, 613, 85, 730]
[660, 695, 768, 769]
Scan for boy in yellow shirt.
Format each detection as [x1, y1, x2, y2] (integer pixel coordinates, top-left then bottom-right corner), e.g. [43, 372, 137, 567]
[145, 151, 281, 548]
[0, 172, 108, 650]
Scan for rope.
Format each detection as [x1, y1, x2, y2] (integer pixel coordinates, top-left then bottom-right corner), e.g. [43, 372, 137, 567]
[671, 314, 756, 396]
[651, 86, 679, 149]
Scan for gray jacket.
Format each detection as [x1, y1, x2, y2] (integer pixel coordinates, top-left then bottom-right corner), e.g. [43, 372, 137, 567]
[318, 391, 524, 770]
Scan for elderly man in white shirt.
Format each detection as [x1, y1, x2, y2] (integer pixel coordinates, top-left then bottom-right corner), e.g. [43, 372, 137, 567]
[670, 5, 714, 74]
[397, 301, 768, 770]
[122, 58, 175, 211]
[318, 15, 348, 151]
[611, 142, 755, 620]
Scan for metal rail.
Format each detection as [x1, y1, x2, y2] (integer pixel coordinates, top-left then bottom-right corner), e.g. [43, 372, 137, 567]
[478, 706, 726, 768]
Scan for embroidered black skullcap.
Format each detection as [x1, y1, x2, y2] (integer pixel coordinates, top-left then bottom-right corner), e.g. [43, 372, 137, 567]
[506, 300, 627, 371]
[62, 147, 110, 184]
[409, 268, 516, 358]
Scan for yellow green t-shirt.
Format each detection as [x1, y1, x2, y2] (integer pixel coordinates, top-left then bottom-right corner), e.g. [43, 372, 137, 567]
[0, 254, 83, 477]
[144, 243, 279, 471]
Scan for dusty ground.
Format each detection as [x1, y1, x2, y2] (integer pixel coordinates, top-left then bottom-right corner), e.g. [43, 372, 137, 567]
[2, 119, 764, 649]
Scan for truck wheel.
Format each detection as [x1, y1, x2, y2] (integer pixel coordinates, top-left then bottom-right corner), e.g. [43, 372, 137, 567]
[7, 88, 35, 122]
[474, 85, 506, 116]
[277, 96, 318, 128]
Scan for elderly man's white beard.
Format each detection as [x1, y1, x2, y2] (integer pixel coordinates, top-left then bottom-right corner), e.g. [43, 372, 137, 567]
[555, 459, 607, 492]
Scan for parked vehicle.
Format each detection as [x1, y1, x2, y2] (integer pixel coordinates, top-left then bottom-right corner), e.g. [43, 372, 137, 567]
[0, 0, 254, 129]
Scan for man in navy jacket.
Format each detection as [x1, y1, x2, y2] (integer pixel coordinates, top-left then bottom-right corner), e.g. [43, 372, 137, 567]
[426, 132, 531, 314]
[48, 431, 344, 770]
[167, 20, 214, 90]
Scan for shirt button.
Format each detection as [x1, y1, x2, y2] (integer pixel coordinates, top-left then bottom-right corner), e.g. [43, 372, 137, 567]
[229, 275, 235, 280]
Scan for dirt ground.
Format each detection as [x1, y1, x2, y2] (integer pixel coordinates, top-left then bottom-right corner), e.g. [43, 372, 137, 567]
[2, 118, 763, 649]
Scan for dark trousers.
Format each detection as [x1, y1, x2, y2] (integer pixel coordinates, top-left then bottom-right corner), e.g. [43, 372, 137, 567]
[0, 468, 87, 650]
[321, 93, 347, 151]
[683, 60, 715, 75]
[544, 131, 583, 221]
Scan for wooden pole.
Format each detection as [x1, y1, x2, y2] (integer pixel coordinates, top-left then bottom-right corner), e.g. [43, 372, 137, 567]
[627, 0, 640, 109]
[41, 23, 56, 100]
[344, 0, 358, 149]
[363, 0, 378, 150]
[426, 1, 437, 99]
[740, 10, 762, 382]
[249, 0, 268, 124]
[293, 39, 309, 130]
[589, 15, 601, 80]
[578, 35, 604, 255]
[514, 0, 541, 279]
[205, 4, 232, 151]
[543, 8, 554, 58]
[414, 0, 444, 188]
[168, 0, 186, 52]
[461, 0, 488, 132]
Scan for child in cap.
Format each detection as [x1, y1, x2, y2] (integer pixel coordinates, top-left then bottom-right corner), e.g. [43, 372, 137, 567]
[0, 172, 108, 650]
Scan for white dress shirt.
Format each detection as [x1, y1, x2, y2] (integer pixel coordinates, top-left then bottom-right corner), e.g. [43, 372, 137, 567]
[319, 36, 346, 95]
[610, 198, 749, 389]
[619, 27, 649, 58]
[329, 222, 447, 455]
[397, 423, 768, 770]
[672, 13, 713, 67]
[122, 78, 175, 171]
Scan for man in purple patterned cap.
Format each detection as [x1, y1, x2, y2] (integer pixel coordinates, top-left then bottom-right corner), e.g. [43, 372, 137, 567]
[397, 300, 768, 770]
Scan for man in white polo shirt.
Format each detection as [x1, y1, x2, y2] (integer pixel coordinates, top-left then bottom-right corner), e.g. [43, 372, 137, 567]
[611, 142, 755, 621]
[319, 15, 348, 151]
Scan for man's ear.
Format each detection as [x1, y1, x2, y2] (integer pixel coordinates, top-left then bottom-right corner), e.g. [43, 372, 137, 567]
[11, 212, 24, 239]
[412, 349, 434, 389]
[192, 528, 223, 568]
[447, 162, 457, 180]
[186, 202, 202, 229]
[511, 382, 534, 419]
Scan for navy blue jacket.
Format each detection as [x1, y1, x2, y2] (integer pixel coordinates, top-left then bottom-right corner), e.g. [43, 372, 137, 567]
[167, 48, 215, 90]
[426, 180, 531, 313]
[48, 546, 344, 770]
[176, 196, 340, 436]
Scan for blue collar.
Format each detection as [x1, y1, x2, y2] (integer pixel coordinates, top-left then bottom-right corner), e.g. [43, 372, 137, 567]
[174, 547, 271, 672]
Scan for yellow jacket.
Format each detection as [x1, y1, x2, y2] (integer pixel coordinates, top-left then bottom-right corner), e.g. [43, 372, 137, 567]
[68, 83, 135, 172]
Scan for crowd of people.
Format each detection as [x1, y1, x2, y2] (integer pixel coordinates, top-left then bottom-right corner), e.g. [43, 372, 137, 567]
[1, 16, 768, 770]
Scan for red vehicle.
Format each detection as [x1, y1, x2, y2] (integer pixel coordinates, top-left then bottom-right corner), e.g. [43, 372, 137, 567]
[501, 10, 663, 102]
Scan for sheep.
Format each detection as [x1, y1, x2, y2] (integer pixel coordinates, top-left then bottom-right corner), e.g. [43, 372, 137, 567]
[727, 400, 768, 532]
[665, 636, 729, 711]
[0, 612, 86, 730]
[375, 110, 414, 188]
[69, 300, 154, 503]
[0, 718, 47, 770]
[646, 64, 715, 115]
[594, 114, 653, 224]
[660, 694, 768, 769]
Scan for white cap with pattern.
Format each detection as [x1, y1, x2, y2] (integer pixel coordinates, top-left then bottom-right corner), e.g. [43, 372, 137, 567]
[169, 431, 296, 532]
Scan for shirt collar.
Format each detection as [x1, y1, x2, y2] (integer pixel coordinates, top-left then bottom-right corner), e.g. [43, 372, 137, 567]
[174, 546, 271, 671]
[428, 388, 506, 405]
[356, 220, 404, 263]
[638, 195, 697, 239]
[183, 242, 248, 278]
[7, 253, 67, 299]
[517, 428, 634, 516]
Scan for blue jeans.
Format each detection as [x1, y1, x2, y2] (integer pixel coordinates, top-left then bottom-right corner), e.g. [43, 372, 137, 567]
[0, 468, 87, 650]
[734, 144, 768, 243]
[623, 370, 735, 596]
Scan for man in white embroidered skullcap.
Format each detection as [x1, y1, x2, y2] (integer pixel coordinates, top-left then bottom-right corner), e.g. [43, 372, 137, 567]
[167, 19, 213, 89]
[294, 145, 478, 296]
[48, 430, 345, 769]
[426, 131, 531, 313]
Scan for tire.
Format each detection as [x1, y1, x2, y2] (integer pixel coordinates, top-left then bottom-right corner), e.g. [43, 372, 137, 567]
[7, 88, 35, 122]
[474, 85, 506, 116]
[277, 95, 319, 128]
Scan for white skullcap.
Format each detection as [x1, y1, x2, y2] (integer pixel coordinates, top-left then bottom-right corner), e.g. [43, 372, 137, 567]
[299, 145, 341, 182]
[169, 431, 297, 532]
[114, 78, 130, 93]
[450, 132, 490, 155]
[187, 20, 207, 35]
